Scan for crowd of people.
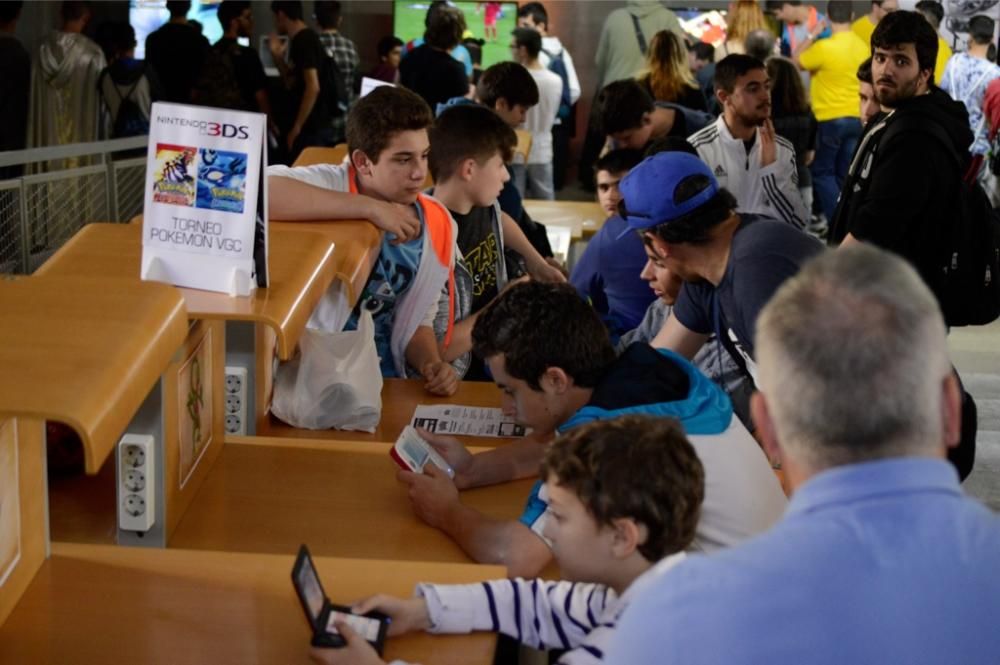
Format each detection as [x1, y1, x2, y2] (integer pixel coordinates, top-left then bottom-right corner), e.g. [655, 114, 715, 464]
[3, 1, 1000, 663]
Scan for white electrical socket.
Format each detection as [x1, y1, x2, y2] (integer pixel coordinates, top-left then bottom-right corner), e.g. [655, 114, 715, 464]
[117, 433, 155, 532]
[224, 366, 248, 435]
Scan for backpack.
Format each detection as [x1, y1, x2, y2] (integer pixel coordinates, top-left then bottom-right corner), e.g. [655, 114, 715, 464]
[900, 118, 1000, 326]
[541, 46, 572, 121]
[656, 102, 714, 135]
[193, 41, 246, 110]
[101, 66, 149, 138]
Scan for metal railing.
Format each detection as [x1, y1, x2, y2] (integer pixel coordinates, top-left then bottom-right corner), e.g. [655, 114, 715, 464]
[0, 136, 149, 274]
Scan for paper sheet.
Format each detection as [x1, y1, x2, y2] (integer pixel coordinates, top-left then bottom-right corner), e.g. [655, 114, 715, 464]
[411, 405, 527, 438]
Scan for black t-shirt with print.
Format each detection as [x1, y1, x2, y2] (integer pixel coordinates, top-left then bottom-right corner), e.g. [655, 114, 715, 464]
[453, 205, 501, 313]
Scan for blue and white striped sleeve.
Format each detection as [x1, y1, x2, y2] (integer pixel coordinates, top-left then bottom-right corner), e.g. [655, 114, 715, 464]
[416, 579, 614, 657]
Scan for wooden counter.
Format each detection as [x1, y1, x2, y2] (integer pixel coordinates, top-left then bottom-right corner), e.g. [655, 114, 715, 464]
[36, 223, 337, 361]
[0, 542, 503, 665]
[0, 276, 187, 473]
[261, 377, 510, 447]
[170, 436, 538, 563]
[524, 199, 606, 239]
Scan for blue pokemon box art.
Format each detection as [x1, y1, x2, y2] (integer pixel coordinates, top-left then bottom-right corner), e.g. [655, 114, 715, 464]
[196, 148, 248, 214]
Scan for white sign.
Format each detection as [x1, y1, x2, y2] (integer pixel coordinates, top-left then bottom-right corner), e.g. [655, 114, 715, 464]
[360, 76, 394, 98]
[411, 405, 528, 438]
[141, 102, 268, 295]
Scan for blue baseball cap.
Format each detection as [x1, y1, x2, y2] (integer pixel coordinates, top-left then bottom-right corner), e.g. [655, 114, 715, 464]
[617, 152, 720, 239]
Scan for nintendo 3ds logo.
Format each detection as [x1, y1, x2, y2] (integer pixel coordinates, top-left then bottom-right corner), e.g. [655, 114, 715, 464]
[157, 116, 251, 139]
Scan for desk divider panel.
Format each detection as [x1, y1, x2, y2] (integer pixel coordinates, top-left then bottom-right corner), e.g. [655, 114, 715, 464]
[0, 419, 48, 626]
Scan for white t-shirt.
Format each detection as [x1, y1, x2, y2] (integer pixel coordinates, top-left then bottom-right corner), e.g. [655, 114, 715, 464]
[523, 66, 562, 165]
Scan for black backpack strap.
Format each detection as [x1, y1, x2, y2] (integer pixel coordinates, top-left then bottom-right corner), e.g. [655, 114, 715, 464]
[630, 14, 647, 55]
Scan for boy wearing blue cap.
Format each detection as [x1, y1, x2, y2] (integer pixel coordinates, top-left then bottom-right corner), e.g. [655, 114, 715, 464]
[620, 151, 823, 389]
[397, 281, 787, 578]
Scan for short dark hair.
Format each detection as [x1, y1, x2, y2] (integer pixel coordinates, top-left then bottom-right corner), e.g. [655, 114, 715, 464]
[270, 0, 303, 21]
[60, 0, 91, 22]
[108, 20, 137, 53]
[425, 5, 465, 50]
[477, 61, 540, 109]
[594, 148, 644, 176]
[643, 136, 699, 158]
[871, 10, 938, 74]
[313, 0, 342, 29]
[429, 105, 516, 182]
[346, 86, 433, 163]
[541, 415, 704, 562]
[969, 15, 995, 46]
[377, 35, 403, 59]
[857, 56, 873, 84]
[471, 282, 616, 390]
[217, 0, 249, 32]
[0, 1, 23, 22]
[641, 188, 739, 246]
[517, 1, 548, 29]
[744, 29, 776, 62]
[827, 1, 853, 24]
[512, 26, 542, 58]
[598, 79, 654, 136]
[690, 41, 715, 62]
[714, 53, 766, 93]
[914, 1, 944, 29]
[164, 0, 189, 18]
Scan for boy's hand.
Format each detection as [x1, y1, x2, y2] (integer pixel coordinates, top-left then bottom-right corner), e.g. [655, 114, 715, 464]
[759, 118, 777, 168]
[369, 200, 421, 244]
[352, 595, 432, 636]
[308, 622, 384, 665]
[527, 256, 567, 283]
[397, 464, 460, 529]
[421, 361, 458, 396]
[417, 428, 474, 488]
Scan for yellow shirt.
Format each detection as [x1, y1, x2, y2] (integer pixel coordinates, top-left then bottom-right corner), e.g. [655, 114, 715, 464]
[851, 15, 875, 47]
[799, 31, 870, 121]
[935, 37, 953, 84]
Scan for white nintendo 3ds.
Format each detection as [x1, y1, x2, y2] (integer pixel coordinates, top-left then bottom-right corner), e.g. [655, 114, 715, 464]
[390, 425, 455, 478]
[291, 545, 390, 652]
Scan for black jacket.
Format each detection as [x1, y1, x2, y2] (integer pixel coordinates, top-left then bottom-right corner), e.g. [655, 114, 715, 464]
[829, 87, 974, 292]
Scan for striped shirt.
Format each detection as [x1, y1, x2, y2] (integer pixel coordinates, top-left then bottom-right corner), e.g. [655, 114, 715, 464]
[395, 553, 686, 664]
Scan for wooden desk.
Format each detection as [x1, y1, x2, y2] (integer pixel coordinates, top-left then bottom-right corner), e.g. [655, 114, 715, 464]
[36, 223, 337, 361]
[0, 542, 503, 665]
[170, 436, 538, 562]
[261, 377, 509, 447]
[524, 199, 606, 240]
[295, 144, 348, 167]
[0, 276, 187, 473]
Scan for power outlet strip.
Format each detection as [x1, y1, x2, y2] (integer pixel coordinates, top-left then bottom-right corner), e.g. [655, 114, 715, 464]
[224, 366, 248, 435]
[117, 434, 155, 532]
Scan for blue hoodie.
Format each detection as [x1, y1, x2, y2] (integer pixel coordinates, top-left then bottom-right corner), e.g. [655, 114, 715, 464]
[520, 343, 733, 528]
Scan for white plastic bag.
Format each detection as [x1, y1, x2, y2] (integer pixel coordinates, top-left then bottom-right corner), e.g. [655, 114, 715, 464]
[270, 310, 382, 431]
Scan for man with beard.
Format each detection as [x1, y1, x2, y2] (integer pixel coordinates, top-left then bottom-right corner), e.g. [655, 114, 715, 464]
[688, 54, 808, 229]
[829, 10, 978, 481]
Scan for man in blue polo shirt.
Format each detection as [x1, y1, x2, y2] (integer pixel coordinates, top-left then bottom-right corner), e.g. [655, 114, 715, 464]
[396, 281, 787, 578]
[608, 245, 1000, 664]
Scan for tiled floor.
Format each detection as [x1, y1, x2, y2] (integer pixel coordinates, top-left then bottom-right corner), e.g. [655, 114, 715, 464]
[950, 321, 1000, 511]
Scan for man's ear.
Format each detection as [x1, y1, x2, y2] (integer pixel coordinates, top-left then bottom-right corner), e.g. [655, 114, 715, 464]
[610, 517, 647, 559]
[350, 149, 374, 176]
[942, 371, 962, 449]
[715, 87, 730, 108]
[751, 391, 783, 466]
[540, 366, 573, 394]
[495, 97, 511, 113]
[460, 157, 478, 182]
[641, 111, 653, 127]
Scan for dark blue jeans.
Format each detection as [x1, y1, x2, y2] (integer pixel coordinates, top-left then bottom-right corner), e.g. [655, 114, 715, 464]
[811, 117, 862, 222]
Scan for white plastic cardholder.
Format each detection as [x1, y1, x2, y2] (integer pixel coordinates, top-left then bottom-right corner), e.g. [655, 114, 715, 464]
[141, 102, 268, 296]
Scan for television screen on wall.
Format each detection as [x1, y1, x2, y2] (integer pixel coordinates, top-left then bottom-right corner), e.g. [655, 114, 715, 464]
[393, 1, 519, 70]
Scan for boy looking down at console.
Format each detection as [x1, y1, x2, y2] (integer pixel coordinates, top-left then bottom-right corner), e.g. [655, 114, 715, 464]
[397, 281, 787, 578]
[267, 86, 458, 395]
[309, 415, 705, 665]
